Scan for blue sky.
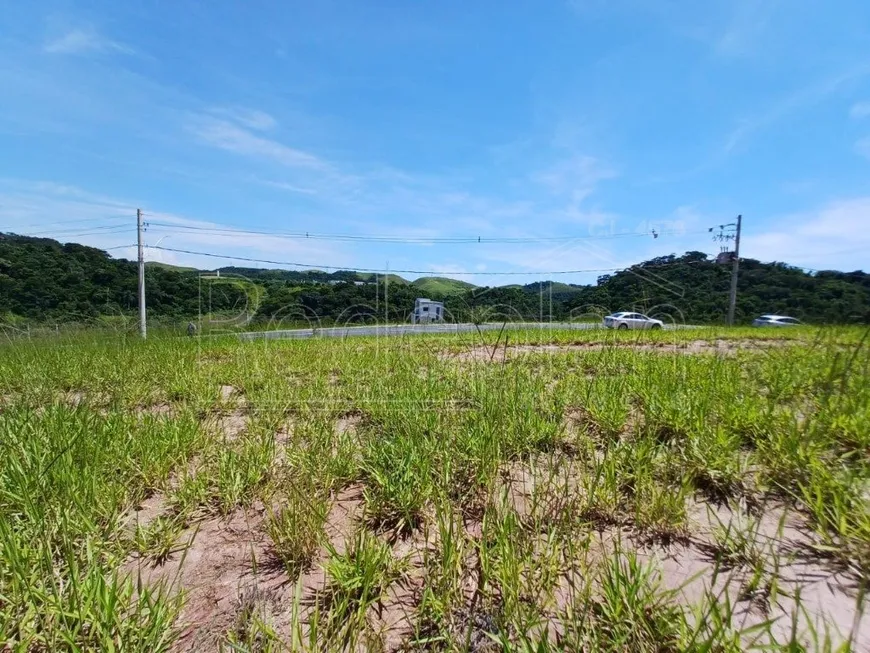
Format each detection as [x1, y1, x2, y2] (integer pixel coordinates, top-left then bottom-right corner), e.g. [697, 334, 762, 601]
[1, 0, 869, 284]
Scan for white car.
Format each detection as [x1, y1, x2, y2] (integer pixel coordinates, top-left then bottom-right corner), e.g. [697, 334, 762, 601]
[752, 314, 801, 327]
[603, 312, 664, 330]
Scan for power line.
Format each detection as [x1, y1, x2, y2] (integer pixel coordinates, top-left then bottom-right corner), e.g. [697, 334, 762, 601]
[15, 224, 134, 237]
[59, 229, 136, 239]
[9, 216, 130, 231]
[143, 221, 705, 244]
[145, 244, 699, 276]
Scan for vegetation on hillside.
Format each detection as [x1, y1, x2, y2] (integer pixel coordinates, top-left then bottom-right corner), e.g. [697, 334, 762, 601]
[1, 233, 868, 326]
[410, 276, 476, 296]
[144, 261, 198, 273]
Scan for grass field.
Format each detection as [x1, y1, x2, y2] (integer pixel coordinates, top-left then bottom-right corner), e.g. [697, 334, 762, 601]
[0, 326, 868, 651]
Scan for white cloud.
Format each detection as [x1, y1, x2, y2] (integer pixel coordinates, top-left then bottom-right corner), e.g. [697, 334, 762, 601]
[211, 107, 277, 131]
[44, 28, 132, 55]
[189, 116, 329, 171]
[850, 102, 870, 119]
[185, 107, 617, 244]
[743, 197, 870, 271]
[423, 263, 470, 276]
[253, 177, 318, 194]
[0, 179, 348, 270]
[855, 137, 870, 160]
[724, 64, 870, 154]
[338, 171, 537, 236]
[479, 236, 628, 276]
[532, 155, 617, 206]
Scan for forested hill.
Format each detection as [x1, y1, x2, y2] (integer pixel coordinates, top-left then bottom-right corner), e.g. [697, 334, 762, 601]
[0, 233, 868, 325]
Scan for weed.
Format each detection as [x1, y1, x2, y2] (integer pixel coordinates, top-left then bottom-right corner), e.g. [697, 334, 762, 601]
[266, 489, 329, 579]
[362, 433, 434, 535]
[131, 514, 187, 564]
[320, 529, 404, 648]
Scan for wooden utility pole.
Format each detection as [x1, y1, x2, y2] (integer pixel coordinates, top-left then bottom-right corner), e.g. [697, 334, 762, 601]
[137, 208, 147, 339]
[727, 214, 742, 326]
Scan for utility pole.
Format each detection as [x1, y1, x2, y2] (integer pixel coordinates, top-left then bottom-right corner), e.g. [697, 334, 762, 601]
[727, 214, 742, 327]
[710, 215, 742, 326]
[384, 262, 389, 325]
[137, 208, 147, 339]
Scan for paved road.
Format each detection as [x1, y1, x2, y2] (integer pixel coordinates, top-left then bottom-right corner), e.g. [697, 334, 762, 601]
[238, 321, 688, 342]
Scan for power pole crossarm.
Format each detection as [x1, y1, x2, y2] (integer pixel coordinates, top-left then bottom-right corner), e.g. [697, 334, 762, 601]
[727, 214, 742, 326]
[137, 209, 147, 339]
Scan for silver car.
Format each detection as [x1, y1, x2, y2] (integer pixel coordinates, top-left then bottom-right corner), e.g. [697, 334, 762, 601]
[752, 314, 801, 327]
[603, 311, 664, 330]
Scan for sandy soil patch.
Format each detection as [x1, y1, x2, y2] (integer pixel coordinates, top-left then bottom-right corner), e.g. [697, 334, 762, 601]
[336, 410, 364, 436]
[495, 456, 584, 523]
[137, 402, 175, 418]
[122, 491, 170, 535]
[554, 502, 870, 650]
[123, 502, 287, 652]
[122, 481, 375, 651]
[219, 385, 240, 402]
[367, 527, 433, 651]
[204, 411, 248, 441]
[490, 454, 868, 649]
[444, 339, 794, 364]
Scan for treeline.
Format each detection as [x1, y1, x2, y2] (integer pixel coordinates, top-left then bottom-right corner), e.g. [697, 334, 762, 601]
[0, 235, 242, 321]
[1, 233, 868, 326]
[567, 252, 870, 324]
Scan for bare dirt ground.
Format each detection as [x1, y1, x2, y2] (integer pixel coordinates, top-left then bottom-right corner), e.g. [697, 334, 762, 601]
[123, 502, 286, 651]
[497, 455, 869, 650]
[201, 384, 248, 441]
[443, 339, 794, 364]
[125, 479, 868, 651]
[121, 384, 868, 651]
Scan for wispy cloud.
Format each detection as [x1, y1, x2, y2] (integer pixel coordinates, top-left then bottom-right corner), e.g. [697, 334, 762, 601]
[477, 237, 636, 283]
[851, 102, 870, 119]
[0, 179, 135, 219]
[423, 263, 471, 276]
[185, 101, 619, 243]
[253, 178, 318, 194]
[189, 115, 329, 171]
[533, 155, 616, 203]
[343, 177, 538, 236]
[0, 177, 755, 286]
[724, 63, 870, 154]
[210, 107, 277, 131]
[0, 179, 347, 269]
[743, 197, 870, 271]
[140, 210, 343, 259]
[184, 105, 624, 257]
[714, 0, 778, 58]
[44, 28, 133, 56]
